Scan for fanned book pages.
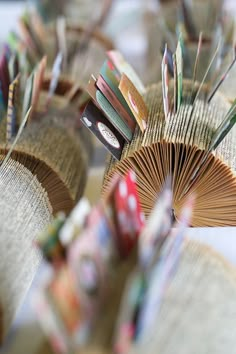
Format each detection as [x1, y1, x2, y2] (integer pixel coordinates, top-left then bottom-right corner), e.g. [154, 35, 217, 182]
[0, 115, 88, 214]
[126, 240, 236, 354]
[0, 48, 91, 342]
[36, 241, 236, 354]
[32, 171, 144, 354]
[0, 50, 90, 214]
[155, 0, 235, 83]
[7, 12, 113, 161]
[37, 75, 94, 163]
[31, 172, 236, 354]
[0, 157, 53, 343]
[103, 79, 236, 226]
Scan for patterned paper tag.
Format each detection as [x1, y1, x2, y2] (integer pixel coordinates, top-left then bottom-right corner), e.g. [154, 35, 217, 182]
[119, 74, 148, 133]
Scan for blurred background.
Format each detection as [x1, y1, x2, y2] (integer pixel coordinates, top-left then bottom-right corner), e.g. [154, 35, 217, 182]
[0, 0, 235, 82]
[0, 0, 158, 80]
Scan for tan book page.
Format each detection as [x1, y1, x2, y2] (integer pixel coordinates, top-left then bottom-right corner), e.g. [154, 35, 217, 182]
[103, 80, 236, 226]
[0, 115, 88, 214]
[128, 239, 236, 354]
[114, 80, 235, 168]
[103, 141, 236, 226]
[0, 159, 52, 341]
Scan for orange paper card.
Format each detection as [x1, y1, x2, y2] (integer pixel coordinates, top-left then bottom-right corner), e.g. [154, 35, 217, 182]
[119, 74, 148, 133]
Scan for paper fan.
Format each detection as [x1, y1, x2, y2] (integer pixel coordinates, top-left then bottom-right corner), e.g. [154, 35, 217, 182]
[0, 115, 88, 215]
[128, 240, 236, 354]
[0, 158, 52, 342]
[0, 50, 90, 215]
[103, 80, 236, 226]
[38, 75, 94, 162]
[159, 0, 224, 36]
[34, 240, 236, 354]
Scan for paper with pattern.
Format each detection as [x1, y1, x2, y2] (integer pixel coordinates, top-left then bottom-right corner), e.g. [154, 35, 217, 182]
[107, 50, 146, 96]
[119, 74, 148, 133]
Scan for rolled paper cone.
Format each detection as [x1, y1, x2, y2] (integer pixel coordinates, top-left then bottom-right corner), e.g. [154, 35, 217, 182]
[185, 40, 212, 81]
[38, 74, 93, 163]
[128, 240, 236, 354]
[219, 52, 236, 104]
[156, 0, 233, 85]
[40, 74, 83, 109]
[0, 158, 53, 342]
[29, 0, 64, 23]
[43, 35, 57, 68]
[66, 23, 114, 51]
[143, 12, 162, 84]
[103, 79, 236, 226]
[159, 0, 223, 37]
[45, 22, 113, 75]
[69, 37, 113, 84]
[189, 0, 223, 37]
[158, 1, 178, 33]
[64, 1, 104, 25]
[153, 4, 215, 83]
[52, 22, 114, 83]
[144, 12, 216, 83]
[0, 113, 88, 215]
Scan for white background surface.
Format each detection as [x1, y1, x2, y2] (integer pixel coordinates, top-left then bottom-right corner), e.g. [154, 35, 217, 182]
[0, 1, 25, 45]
